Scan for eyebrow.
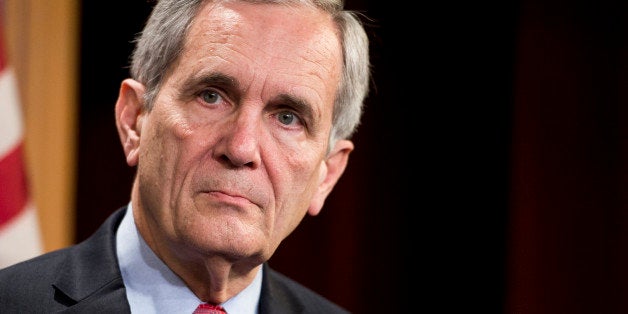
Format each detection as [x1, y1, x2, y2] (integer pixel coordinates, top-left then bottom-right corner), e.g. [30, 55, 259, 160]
[178, 72, 239, 100]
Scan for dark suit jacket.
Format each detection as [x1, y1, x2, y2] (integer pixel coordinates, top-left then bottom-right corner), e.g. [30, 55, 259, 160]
[0, 207, 349, 313]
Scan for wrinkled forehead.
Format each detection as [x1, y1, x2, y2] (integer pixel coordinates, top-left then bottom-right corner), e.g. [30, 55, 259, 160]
[189, 1, 342, 61]
[178, 1, 343, 107]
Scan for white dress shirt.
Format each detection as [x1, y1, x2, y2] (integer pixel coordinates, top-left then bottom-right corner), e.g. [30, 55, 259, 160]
[116, 203, 262, 314]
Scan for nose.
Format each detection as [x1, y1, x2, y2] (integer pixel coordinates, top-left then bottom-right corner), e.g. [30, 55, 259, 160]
[214, 109, 261, 168]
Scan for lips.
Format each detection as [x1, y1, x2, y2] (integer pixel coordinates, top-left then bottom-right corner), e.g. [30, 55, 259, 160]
[202, 190, 256, 207]
[193, 171, 268, 210]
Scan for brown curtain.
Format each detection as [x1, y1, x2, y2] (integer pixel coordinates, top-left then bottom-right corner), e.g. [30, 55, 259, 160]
[506, 0, 628, 313]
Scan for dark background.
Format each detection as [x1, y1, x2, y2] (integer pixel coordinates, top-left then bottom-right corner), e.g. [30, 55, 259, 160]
[76, 0, 628, 313]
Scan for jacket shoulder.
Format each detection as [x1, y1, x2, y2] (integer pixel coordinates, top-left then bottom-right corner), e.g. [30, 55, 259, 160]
[0, 207, 128, 313]
[0, 244, 78, 311]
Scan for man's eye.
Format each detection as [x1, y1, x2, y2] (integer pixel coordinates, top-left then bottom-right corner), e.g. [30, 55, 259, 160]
[277, 111, 299, 126]
[199, 90, 221, 104]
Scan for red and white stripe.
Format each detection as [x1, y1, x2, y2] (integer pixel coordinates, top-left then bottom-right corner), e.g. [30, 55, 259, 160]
[0, 15, 43, 268]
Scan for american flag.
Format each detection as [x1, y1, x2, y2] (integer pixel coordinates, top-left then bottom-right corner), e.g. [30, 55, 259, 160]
[0, 7, 43, 268]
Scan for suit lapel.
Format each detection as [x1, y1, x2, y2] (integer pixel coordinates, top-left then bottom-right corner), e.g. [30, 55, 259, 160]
[52, 207, 131, 313]
[258, 264, 303, 314]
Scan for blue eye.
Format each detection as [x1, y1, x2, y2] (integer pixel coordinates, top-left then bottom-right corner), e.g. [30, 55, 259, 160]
[277, 111, 297, 125]
[200, 90, 221, 104]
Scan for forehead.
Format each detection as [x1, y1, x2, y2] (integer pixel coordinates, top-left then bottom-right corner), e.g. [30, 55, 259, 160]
[176, 1, 343, 105]
[190, 1, 340, 54]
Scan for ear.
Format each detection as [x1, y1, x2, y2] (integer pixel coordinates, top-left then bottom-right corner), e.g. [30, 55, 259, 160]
[307, 139, 354, 216]
[114, 79, 146, 167]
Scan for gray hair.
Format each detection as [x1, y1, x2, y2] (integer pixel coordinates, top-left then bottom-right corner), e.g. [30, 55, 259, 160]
[130, 0, 371, 143]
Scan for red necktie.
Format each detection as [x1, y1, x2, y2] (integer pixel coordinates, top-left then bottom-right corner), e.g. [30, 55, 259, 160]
[193, 303, 227, 314]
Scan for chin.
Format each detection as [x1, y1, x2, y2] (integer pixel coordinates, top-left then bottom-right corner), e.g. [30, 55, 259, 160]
[181, 224, 269, 260]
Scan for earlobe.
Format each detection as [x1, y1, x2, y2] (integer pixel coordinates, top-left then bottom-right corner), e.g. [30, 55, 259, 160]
[307, 139, 354, 216]
[114, 79, 146, 167]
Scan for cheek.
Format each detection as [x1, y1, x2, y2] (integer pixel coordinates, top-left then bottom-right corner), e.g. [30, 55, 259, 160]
[273, 153, 323, 217]
[143, 106, 198, 161]
[138, 111, 197, 195]
[270, 171, 320, 244]
[136, 120, 173, 208]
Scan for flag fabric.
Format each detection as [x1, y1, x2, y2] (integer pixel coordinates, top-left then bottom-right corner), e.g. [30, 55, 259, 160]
[0, 10, 43, 268]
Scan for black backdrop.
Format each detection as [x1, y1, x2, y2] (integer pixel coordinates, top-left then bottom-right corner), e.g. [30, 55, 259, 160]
[77, 1, 524, 313]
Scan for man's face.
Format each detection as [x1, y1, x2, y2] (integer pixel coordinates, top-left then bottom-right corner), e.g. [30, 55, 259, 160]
[127, 2, 351, 263]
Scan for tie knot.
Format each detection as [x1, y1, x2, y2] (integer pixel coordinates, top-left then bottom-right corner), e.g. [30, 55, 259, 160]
[193, 303, 227, 314]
